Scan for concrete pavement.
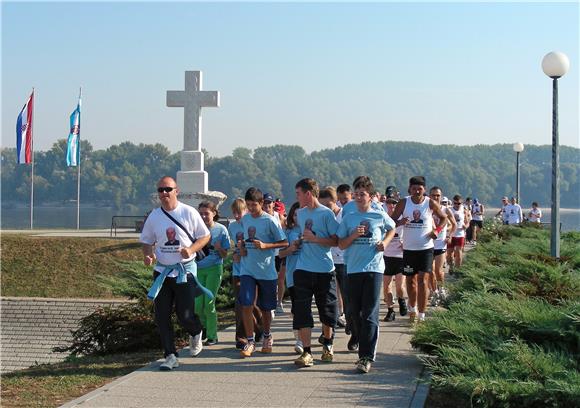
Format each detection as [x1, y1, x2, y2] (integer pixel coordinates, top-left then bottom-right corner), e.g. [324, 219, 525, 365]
[62, 302, 425, 408]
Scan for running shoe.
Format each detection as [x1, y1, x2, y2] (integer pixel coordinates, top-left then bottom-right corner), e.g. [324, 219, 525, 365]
[321, 344, 334, 363]
[159, 354, 179, 371]
[294, 351, 314, 367]
[398, 298, 408, 316]
[189, 332, 203, 357]
[261, 335, 273, 353]
[240, 342, 255, 358]
[275, 302, 285, 315]
[337, 314, 347, 328]
[204, 338, 218, 346]
[356, 357, 372, 374]
[383, 308, 396, 322]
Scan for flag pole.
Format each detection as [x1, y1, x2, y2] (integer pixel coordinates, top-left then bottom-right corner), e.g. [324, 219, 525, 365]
[30, 88, 35, 230]
[76, 87, 82, 230]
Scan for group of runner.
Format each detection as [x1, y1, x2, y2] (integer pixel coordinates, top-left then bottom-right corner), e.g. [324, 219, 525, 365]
[140, 175, 488, 373]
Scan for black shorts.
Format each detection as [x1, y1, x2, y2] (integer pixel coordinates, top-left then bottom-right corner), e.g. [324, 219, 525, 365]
[292, 269, 338, 330]
[402, 248, 434, 275]
[433, 249, 446, 256]
[383, 256, 404, 276]
[470, 220, 483, 229]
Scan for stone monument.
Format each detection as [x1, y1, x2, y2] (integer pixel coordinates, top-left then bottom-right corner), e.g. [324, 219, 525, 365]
[166, 71, 226, 208]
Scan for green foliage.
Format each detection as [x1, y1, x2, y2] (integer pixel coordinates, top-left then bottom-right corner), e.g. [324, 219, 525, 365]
[2, 141, 579, 211]
[413, 225, 580, 407]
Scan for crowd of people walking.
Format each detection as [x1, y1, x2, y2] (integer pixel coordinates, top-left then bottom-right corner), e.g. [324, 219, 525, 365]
[140, 175, 541, 373]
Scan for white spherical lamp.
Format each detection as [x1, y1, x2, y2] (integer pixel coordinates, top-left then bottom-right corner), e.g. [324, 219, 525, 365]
[513, 142, 524, 153]
[542, 52, 570, 78]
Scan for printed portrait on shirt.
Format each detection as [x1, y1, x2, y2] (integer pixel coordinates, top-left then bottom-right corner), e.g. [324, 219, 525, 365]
[305, 219, 316, 235]
[246, 226, 257, 242]
[164, 227, 180, 246]
[360, 220, 373, 238]
[410, 209, 424, 224]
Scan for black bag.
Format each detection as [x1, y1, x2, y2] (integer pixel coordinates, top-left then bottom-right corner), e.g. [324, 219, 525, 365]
[160, 207, 208, 261]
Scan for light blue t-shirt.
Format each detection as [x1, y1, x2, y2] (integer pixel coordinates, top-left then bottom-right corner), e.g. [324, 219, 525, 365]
[337, 208, 395, 274]
[240, 212, 286, 280]
[228, 220, 245, 277]
[196, 222, 231, 269]
[341, 199, 385, 216]
[284, 227, 302, 288]
[296, 205, 339, 273]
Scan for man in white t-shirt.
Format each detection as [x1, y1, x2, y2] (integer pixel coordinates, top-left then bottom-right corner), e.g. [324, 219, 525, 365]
[528, 202, 542, 223]
[505, 197, 523, 225]
[140, 176, 211, 371]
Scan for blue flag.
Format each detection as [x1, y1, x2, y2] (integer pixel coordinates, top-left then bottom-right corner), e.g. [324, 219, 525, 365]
[66, 97, 81, 166]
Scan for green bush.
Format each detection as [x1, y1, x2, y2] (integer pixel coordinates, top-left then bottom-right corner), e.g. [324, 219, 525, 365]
[414, 224, 580, 407]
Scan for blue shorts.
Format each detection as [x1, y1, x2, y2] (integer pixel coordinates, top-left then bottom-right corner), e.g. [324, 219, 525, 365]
[239, 275, 277, 311]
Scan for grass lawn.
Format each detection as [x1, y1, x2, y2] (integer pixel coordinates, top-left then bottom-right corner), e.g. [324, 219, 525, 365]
[1, 309, 235, 408]
[1, 234, 143, 298]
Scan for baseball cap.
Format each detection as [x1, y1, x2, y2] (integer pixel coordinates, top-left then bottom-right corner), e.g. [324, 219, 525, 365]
[441, 196, 450, 204]
[263, 192, 274, 203]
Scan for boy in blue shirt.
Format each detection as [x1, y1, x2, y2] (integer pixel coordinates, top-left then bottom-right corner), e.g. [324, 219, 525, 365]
[337, 176, 396, 373]
[238, 188, 287, 358]
[293, 178, 340, 367]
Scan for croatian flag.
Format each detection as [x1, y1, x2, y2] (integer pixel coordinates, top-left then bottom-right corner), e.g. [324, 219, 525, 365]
[16, 91, 34, 164]
[66, 97, 81, 166]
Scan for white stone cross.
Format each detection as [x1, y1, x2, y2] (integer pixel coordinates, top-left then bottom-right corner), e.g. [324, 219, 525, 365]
[166, 71, 220, 152]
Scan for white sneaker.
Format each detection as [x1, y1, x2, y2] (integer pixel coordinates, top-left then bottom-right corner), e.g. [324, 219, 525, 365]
[189, 332, 203, 357]
[294, 339, 304, 355]
[159, 354, 179, 371]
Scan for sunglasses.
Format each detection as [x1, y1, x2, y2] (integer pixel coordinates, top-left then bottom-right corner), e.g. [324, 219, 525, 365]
[157, 187, 175, 193]
[453, 201, 462, 205]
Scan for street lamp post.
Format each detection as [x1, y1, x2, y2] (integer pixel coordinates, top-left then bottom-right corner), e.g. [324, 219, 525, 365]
[542, 51, 570, 259]
[513, 142, 524, 204]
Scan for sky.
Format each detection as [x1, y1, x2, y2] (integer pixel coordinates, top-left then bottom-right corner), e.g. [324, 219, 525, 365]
[2, 1, 579, 159]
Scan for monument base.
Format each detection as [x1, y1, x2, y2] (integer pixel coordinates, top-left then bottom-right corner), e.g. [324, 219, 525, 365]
[177, 170, 208, 194]
[178, 191, 228, 209]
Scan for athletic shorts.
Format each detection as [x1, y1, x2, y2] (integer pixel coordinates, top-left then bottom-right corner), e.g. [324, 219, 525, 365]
[433, 249, 446, 256]
[447, 237, 465, 249]
[383, 256, 404, 276]
[238, 275, 277, 311]
[292, 269, 338, 330]
[402, 248, 434, 275]
[470, 220, 483, 229]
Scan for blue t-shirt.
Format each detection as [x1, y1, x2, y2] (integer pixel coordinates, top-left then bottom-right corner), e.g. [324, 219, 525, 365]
[296, 205, 339, 273]
[337, 208, 395, 274]
[228, 220, 245, 277]
[240, 212, 286, 280]
[341, 199, 385, 216]
[284, 227, 302, 288]
[196, 222, 231, 269]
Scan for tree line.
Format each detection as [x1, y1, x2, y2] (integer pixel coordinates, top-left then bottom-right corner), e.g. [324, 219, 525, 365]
[2, 140, 578, 213]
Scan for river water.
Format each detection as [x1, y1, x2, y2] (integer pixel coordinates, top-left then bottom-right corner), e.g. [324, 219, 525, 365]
[1, 206, 579, 232]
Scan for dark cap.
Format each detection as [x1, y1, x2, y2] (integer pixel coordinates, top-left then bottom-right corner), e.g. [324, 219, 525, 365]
[263, 192, 274, 203]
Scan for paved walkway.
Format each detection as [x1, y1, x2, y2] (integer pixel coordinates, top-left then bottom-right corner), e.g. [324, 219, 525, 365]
[62, 301, 426, 408]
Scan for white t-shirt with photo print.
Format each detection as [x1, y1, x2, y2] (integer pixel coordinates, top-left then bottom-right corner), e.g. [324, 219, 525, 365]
[140, 202, 210, 276]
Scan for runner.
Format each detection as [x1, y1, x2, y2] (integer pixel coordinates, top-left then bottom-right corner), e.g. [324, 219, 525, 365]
[277, 202, 304, 354]
[448, 195, 469, 272]
[262, 193, 287, 315]
[505, 197, 523, 225]
[195, 201, 231, 346]
[228, 198, 263, 350]
[293, 178, 340, 367]
[336, 184, 352, 208]
[528, 202, 542, 223]
[428, 187, 456, 306]
[495, 197, 509, 224]
[389, 176, 447, 324]
[470, 198, 485, 244]
[382, 193, 408, 322]
[238, 188, 287, 358]
[337, 176, 395, 373]
[140, 176, 210, 370]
